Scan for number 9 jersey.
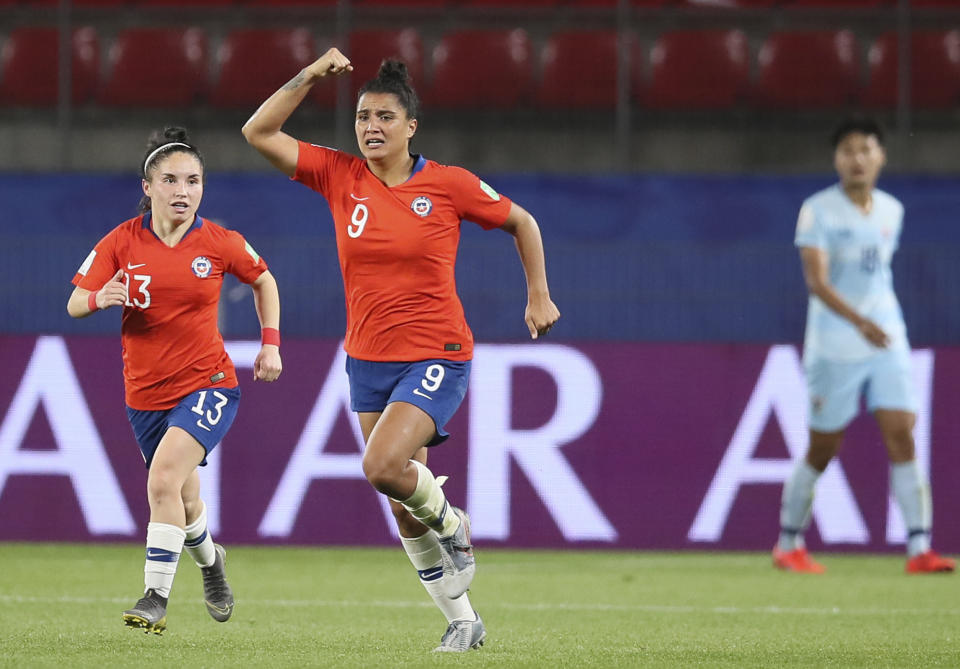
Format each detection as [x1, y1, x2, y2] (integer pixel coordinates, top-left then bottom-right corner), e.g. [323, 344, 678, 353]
[72, 213, 268, 410]
[293, 142, 512, 363]
[794, 184, 908, 362]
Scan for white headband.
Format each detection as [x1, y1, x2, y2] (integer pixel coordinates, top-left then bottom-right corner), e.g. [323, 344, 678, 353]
[143, 142, 191, 175]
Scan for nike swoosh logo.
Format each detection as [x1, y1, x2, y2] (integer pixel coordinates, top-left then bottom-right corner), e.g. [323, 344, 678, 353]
[127, 262, 146, 269]
[413, 388, 433, 400]
[205, 600, 233, 614]
[146, 550, 166, 558]
[349, 194, 369, 201]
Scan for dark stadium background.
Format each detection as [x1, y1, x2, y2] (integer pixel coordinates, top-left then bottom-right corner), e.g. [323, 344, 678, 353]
[2, 0, 959, 554]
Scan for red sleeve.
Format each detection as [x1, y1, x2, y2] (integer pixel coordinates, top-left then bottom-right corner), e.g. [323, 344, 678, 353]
[292, 141, 350, 197]
[72, 226, 120, 291]
[446, 166, 513, 230]
[222, 228, 268, 284]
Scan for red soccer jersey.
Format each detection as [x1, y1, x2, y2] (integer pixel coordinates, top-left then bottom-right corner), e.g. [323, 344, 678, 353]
[294, 142, 512, 361]
[72, 214, 267, 410]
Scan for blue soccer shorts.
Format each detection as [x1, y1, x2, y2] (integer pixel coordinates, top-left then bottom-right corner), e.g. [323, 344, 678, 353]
[804, 348, 915, 432]
[346, 356, 471, 446]
[126, 386, 241, 468]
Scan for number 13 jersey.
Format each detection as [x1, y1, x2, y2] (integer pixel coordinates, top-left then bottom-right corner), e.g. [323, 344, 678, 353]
[294, 142, 512, 362]
[72, 213, 268, 409]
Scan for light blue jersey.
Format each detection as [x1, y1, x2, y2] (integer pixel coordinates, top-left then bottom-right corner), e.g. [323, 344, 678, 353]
[795, 184, 908, 362]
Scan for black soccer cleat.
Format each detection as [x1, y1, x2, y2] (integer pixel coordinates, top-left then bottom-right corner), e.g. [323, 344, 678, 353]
[122, 588, 168, 635]
[201, 543, 235, 622]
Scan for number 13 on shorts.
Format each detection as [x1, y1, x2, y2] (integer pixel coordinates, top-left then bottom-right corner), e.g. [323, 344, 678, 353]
[191, 390, 230, 432]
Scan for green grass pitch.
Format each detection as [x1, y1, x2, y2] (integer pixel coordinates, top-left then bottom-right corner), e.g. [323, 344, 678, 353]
[0, 543, 957, 668]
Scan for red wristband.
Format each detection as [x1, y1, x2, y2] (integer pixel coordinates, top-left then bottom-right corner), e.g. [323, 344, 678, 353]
[87, 290, 100, 312]
[262, 327, 280, 347]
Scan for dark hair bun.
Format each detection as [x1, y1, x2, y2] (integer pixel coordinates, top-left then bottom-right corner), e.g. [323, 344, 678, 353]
[148, 125, 190, 148]
[358, 58, 420, 121]
[162, 126, 190, 143]
[378, 60, 409, 84]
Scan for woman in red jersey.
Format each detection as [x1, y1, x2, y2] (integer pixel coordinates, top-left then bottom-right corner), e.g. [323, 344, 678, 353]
[67, 127, 283, 635]
[243, 50, 559, 653]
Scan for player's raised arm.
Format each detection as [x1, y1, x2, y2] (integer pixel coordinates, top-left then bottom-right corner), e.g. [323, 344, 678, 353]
[499, 202, 560, 339]
[66, 268, 125, 318]
[799, 245, 889, 348]
[241, 47, 353, 177]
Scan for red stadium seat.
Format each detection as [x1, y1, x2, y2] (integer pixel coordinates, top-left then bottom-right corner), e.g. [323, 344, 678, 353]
[568, 0, 670, 5]
[460, 0, 559, 5]
[209, 28, 316, 109]
[0, 26, 99, 106]
[354, 0, 445, 5]
[536, 30, 625, 109]
[785, 0, 889, 6]
[321, 28, 425, 109]
[99, 28, 207, 107]
[23, 0, 128, 6]
[426, 29, 532, 109]
[679, 0, 777, 7]
[645, 29, 749, 109]
[862, 31, 960, 109]
[243, 0, 335, 5]
[753, 30, 860, 108]
[136, 0, 234, 5]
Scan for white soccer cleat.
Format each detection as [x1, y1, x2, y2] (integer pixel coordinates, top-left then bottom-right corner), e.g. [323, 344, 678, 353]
[433, 610, 486, 652]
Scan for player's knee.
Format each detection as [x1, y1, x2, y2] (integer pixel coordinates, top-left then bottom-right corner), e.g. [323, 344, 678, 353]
[362, 452, 398, 495]
[806, 438, 841, 471]
[886, 430, 915, 461]
[146, 467, 180, 507]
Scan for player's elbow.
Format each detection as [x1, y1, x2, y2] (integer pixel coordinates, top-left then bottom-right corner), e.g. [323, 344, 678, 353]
[66, 298, 84, 319]
[240, 116, 269, 146]
[805, 277, 828, 299]
[240, 121, 257, 145]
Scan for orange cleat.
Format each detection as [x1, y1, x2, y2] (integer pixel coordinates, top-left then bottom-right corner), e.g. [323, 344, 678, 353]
[772, 545, 826, 574]
[906, 550, 956, 574]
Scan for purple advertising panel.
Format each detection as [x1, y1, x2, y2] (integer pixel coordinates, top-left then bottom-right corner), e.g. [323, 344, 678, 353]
[1, 335, 959, 552]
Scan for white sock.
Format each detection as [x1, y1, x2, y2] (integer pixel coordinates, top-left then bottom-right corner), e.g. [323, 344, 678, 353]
[144, 522, 185, 598]
[778, 461, 821, 551]
[400, 532, 474, 623]
[400, 460, 461, 538]
[183, 501, 216, 568]
[890, 460, 932, 557]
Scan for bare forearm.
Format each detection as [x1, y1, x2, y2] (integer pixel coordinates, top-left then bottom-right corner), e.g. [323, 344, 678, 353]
[512, 215, 551, 299]
[809, 282, 865, 327]
[251, 273, 280, 330]
[67, 287, 94, 318]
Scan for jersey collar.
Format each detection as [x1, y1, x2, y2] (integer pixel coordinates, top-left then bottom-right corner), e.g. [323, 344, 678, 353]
[141, 211, 203, 243]
[406, 154, 427, 183]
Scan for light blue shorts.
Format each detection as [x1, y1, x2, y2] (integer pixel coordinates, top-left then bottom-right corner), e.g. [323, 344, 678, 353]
[804, 348, 915, 432]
